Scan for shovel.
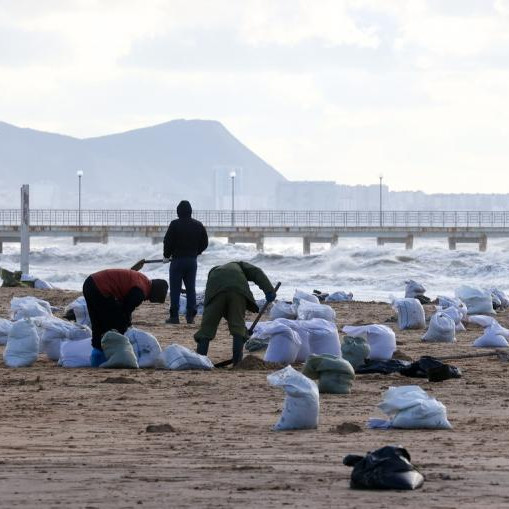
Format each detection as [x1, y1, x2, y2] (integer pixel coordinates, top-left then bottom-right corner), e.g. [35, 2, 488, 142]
[131, 258, 167, 271]
[435, 349, 509, 362]
[214, 281, 281, 368]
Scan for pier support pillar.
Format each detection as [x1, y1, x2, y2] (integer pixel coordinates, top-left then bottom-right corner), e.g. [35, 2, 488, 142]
[448, 237, 456, 250]
[377, 237, 384, 247]
[479, 235, 487, 252]
[405, 235, 414, 250]
[256, 236, 264, 252]
[303, 237, 311, 255]
[331, 235, 339, 248]
[0, 242, 2, 254]
[227, 237, 236, 245]
[151, 237, 163, 245]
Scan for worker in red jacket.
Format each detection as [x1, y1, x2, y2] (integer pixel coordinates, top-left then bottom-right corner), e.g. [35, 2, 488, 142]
[83, 269, 168, 366]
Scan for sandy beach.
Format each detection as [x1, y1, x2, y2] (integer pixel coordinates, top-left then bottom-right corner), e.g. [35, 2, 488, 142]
[1, 286, 509, 508]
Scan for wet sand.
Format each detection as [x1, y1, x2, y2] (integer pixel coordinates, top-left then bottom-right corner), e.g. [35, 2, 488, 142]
[1, 287, 509, 508]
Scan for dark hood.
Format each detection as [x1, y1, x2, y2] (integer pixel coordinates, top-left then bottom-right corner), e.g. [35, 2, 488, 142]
[177, 200, 192, 218]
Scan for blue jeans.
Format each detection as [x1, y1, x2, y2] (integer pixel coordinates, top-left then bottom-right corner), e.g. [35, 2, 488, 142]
[169, 256, 197, 320]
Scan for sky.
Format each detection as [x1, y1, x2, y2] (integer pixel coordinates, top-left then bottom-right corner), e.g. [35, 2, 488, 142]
[1, 0, 509, 194]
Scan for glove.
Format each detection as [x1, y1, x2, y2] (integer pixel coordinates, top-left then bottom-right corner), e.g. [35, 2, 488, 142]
[265, 291, 277, 303]
[90, 347, 107, 367]
[163, 257, 171, 263]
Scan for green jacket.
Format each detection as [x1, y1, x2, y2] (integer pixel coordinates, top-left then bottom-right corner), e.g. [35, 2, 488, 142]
[204, 261, 274, 313]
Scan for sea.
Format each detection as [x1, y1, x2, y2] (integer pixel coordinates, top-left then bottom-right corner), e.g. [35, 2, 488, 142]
[0, 236, 508, 302]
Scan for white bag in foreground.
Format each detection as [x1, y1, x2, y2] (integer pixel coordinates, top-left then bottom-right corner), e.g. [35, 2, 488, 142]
[342, 324, 396, 360]
[0, 318, 12, 346]
[370, 385, 452, 430]
[455, 285, 495, 315]
[392, 298, 425, 330]
[267, 365, 319, 431]
[263, 322, 302, 364]
[473, 323, 509, 348]
[297, 300, 336, 322]
[4, 318, 40, 367]
[58, 338, 92, 368]
[125, 327, 162, 368]
[157, 344, 213, 370]
[422, 312, 455, 343]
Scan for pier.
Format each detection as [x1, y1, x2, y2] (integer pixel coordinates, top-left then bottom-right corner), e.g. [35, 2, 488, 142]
[1, 209, 509, 254]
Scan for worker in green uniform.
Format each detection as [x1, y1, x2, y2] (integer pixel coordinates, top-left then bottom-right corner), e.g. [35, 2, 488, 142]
[194, 261, 276, 365]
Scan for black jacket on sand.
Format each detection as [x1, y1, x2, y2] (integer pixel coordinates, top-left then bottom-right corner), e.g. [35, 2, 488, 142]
[163, 201, 208, 258]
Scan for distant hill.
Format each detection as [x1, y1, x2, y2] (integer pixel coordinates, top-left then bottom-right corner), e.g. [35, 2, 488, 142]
[0, 119, 286, 209]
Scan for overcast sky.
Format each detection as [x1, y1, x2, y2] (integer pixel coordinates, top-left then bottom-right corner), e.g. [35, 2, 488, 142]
[2, 0, 509, 193]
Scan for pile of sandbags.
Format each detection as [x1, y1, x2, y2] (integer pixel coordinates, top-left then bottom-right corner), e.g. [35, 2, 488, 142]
[293, 289, 320, 306]
[267, 365, 319, 431]
[296, 300, 336, 322]
[490, 288, 509, 310]
[38, 317, 91, 361]
[269, 301, 297, 320]
[325, 291, 353, 303]
[368, 385, 452, 429]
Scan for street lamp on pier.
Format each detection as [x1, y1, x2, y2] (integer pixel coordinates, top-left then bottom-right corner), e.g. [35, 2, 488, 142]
[77, 170, 83, 226]
[229, 171, 236, 227]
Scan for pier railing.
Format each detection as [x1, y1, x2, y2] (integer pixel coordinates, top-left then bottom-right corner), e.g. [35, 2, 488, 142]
[0, 209, 509, 228]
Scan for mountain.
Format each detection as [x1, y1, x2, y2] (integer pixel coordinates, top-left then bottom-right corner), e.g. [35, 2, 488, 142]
[0, 119, 286, 209]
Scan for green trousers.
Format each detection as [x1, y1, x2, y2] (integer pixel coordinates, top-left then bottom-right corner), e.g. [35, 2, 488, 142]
[194, 290, 248, 342]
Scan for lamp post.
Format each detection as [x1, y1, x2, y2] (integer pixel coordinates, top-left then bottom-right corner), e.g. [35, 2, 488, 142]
[379, 174, 383, 227]
[77, 170, 83, 227]
[229, 171, 236, 227]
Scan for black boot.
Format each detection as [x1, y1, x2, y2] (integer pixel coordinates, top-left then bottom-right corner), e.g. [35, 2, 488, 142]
[196, 338, 210, 356]
[232, 335, 245, 366]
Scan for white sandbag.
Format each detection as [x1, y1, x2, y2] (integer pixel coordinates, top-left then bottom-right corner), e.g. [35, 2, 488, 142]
[301, 318, 342, 357]
[422, 312, 455, 343]
[269, 301, 297, 320]
[437, 305, 466, 332]
[3, 318, 40, 367]
[342, 324, 396, 360]
[370, 385, 452, 430]
[467, 315, 497, 327]
[247, 320, 273, 339]
[263, 322, 302, 364]
[491, 288, 509, 310]
[39, 318, 91, 361]
[325, 291, 353, 302]
[125, 327, 162, 368]
[34, 279, 54, 289]
[11, 296, 52, 320]
[157, 344, 213, 370]
[0, 318, 12, 345]
[404, 280, 426, 298]
[267, 365, 319, 431]
[269, 318, 311, 362]
[293, 289, 320, 306]
[473, 323, 509, 348]
[296, 300, 336, 322]
[455, 285, 495, 315]
[58, 338, 92, 368]
[64, 296, 91, 327]
[392, 298, 425, 330]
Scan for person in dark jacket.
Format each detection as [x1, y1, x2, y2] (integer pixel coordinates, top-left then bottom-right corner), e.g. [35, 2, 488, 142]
[83, 269, 168, 366]
[194, 261, 276, 365]
[163, 200, 208, 324]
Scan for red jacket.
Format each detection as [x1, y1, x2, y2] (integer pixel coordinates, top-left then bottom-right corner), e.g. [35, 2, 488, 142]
[92, 269, 151, 301]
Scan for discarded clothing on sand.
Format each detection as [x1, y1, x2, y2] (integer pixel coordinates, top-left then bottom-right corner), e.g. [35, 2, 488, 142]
[343, 446, 424, 490]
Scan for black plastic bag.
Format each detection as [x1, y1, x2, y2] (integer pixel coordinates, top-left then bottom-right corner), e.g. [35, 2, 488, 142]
[355, 359, 411, 375]
[400, 356, 462, 381]
[343, 446, 424, 490]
